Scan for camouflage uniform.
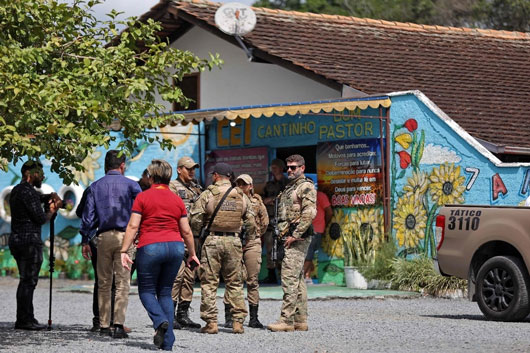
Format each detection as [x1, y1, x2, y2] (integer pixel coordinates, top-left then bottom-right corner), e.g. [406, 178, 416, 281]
[262, 176, 289, 269]
[276, 175, 316, 325]
[169, 178, 202, 304]
[190, 179, 256, 325]
[224, 193, 268, 306]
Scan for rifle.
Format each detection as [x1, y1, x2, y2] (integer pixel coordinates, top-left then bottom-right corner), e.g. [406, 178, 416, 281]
[271, 197, 283, 263]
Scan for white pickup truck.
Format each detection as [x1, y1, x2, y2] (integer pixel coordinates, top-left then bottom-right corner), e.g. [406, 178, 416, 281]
[434, 204, 530, 321]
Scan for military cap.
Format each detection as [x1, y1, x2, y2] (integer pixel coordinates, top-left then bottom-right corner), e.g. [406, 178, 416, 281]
[210, 162, 233, 177]
[235, 174, 253, 185]
[178, 156, 199, 169]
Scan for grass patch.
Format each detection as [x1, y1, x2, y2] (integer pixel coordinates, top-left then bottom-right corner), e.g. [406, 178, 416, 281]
[390, 256, 467, 296]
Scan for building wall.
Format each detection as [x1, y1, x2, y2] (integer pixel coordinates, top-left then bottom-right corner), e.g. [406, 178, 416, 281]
[387, 92, 530, 257]
[0, 127, 201, 278]
[165, 26, 340, 110]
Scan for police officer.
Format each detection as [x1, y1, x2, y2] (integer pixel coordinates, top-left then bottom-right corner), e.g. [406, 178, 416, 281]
[223, 174, 269, 329]
[190, 163, 256, 334]
[261, 159, 288, 283]
[267, 155, 316, 332]
[169, 156, 203, 329]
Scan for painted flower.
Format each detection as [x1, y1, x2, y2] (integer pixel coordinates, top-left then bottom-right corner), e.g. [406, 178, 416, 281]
[397, 151, 411, 169]
[393, 194, 427, 248]
[403, 171, 429, 199]
[429, 163, 466, 206]
[395, 133, 412, 149]
[404, 119, 418, 132]
[349, 207, 384, 264]
[71, 151, 102, 187]
[322, 208, 345, 258]
[44, 236, 70, 261]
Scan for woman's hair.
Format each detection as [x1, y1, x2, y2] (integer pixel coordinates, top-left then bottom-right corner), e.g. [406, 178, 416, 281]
[147, 159, 172, 185]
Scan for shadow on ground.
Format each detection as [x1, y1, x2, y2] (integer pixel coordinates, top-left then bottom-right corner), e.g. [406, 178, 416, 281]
[0, 322, 159, 351]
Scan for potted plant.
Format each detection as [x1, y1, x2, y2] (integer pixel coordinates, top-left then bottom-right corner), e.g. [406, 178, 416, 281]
[342, 207, 384, 289]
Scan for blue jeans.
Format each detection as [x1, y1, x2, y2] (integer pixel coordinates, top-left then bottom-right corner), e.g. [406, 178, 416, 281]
[136, 241, 184, 351]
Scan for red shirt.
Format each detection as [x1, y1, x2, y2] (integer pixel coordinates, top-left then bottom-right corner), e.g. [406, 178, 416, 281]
[312, 191, 331, 234]
[132, 184, 186, 248]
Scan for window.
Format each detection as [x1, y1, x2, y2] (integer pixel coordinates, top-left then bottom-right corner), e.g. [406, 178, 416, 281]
[172, 72, 200, 111]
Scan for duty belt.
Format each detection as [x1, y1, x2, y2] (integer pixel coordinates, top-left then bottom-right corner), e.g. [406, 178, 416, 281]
[211, 231, 237, 237]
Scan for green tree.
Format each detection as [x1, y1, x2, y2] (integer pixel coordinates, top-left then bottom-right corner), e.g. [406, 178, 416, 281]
[253, 0, 529, 31]
[474, 0, 530, 32]
[0, 0, 221, 183]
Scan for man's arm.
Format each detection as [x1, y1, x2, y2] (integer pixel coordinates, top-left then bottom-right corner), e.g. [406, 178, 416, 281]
[242, 198, 257, 238]
[80, 187, 97, 243]
[292, 182, 317, 239]
[189, 190, 208, 235]
[23, 189, 50, 225]
[257, 197, 269, 236]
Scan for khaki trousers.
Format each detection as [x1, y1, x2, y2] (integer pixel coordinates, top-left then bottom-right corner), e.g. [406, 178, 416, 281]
[199, 236, 247, 323]
[280, 238, 310, 324]
[223, 238, 262, 306]
[97, 230, 131, 327]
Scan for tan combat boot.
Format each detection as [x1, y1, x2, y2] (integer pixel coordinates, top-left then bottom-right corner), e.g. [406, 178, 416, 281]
[232, 321, 244, 334]
[267, 321, 295, 332]
[294, 322, 308, 331]
[200, 322, 218, 334]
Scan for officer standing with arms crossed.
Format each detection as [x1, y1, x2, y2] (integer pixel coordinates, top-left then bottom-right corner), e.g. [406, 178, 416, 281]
[267, 154, 316, 332]
[168, 156, 202, 329]
[190, 162, 256, 334]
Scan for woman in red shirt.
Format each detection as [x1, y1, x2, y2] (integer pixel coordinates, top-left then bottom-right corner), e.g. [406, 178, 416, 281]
[121, 159, 199, 351]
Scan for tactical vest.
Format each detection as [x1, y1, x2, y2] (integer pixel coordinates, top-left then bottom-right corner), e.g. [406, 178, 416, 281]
[170, 178, 202, 213]
[278, 176, 314, 223]
[206, 184, 246, 233]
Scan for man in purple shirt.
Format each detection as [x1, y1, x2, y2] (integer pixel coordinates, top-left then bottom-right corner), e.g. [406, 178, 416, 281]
[81, 150, 141, 339]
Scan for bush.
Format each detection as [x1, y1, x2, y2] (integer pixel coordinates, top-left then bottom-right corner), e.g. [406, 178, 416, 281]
[390, 256, 467, 296]
[357, 240, 397, 281]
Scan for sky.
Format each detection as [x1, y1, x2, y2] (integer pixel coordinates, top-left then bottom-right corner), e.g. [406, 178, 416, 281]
[88, 0, 254, 21]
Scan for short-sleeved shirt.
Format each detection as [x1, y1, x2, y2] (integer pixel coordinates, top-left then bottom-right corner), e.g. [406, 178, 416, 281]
[312, 191, 331, 234]
[132, 184, 186, 248]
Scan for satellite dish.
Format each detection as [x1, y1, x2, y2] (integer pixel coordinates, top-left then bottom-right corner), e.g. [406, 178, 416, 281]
[215, 2, 257, 36]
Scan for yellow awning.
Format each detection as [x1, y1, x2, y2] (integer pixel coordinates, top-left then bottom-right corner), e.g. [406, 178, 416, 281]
[168, 97, 391, 125]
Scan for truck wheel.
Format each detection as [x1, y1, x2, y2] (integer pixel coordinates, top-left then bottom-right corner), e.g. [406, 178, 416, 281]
[476, 256, 530, 322]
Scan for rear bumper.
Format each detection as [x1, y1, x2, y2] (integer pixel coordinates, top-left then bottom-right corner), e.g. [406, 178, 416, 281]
[433, 257, 442, 275]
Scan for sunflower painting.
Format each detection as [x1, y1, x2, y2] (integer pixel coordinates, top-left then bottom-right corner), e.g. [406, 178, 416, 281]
[391, 118, 466, 257]
[393, 194, 427, 248]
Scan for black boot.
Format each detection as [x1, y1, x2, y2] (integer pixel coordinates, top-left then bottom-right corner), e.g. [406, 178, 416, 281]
[224, 303, 233, 328]
[176, 301, 201, 329]
[264, 268, 277, 284]
[173, 301, 181, 330]
[248, 304, 263, 328]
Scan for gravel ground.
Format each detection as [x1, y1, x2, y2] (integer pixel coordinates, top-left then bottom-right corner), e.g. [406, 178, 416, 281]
[1, 277, 530, 353]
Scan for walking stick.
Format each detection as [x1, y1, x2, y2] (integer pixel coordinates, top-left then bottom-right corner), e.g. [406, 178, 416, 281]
[47, 212, 57, 330]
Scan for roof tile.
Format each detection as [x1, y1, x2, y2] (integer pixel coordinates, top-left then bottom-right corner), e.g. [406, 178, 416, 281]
[148, 0, 530, 149]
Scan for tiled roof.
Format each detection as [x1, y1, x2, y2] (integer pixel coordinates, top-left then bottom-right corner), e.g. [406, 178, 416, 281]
[142, 0, 530, 150]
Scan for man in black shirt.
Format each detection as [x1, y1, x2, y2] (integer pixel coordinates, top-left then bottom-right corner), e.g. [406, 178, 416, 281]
[9, 160, 62, 330]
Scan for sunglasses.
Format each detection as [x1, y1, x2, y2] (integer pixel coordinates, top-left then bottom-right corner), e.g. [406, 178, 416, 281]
[287, 165, 301, 171]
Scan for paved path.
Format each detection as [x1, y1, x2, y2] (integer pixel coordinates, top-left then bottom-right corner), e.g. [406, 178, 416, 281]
[2, 277, 530, 353]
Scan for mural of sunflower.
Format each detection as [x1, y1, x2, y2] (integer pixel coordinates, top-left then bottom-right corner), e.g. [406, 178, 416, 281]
[322, 208, 346, 258]
[71, 151, 102, 187]
[393, 194, 427, 248]
[348, 207, 384, 264]
[429, 163, 465, 206]
[403, 171, 429, 199]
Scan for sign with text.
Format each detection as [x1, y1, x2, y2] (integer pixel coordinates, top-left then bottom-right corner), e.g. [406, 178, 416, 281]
[204, 147, 269, 191]
[317, 139, 383, 207]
